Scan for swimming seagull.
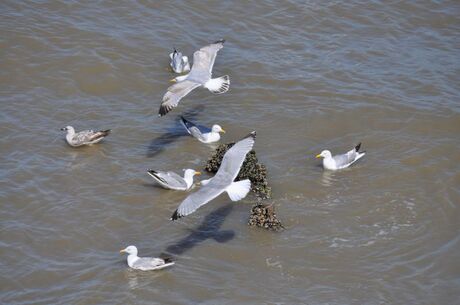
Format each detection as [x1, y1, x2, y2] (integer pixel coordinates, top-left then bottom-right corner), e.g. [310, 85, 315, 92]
[147, 169, 201, 191]
[180, 116, 225, 143]
[169, 48, 190, 73]
[159, 39, 230, 116]
[60, 126, 110, 147]
[171, 131, 256, 220]
[120, 245, 174, 271]
[316, 143, 366, 170]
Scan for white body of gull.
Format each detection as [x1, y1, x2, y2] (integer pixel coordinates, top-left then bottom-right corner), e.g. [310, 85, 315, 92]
[171, 131, 255, 220]
[61, 126, 110, 147]
[120, 246, 174, 271]
[180, 116, 225, 143]
[147, 169, 201, 191]
[316, 143, 366, 170]
[159, 39, 230, 116]
[169, 48, 190, 74]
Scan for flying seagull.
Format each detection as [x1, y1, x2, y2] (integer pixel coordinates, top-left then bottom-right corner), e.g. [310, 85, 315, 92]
[159, 39, 230, 116]
[120, 245, 174, 271]
[316, 143, 366, 170]
[180, 116, 225, 143]
[60, 126, 110, 147]
[147, 168, 201, 191]
[169, 48, 190, 73]
[171, 131, 256, 220]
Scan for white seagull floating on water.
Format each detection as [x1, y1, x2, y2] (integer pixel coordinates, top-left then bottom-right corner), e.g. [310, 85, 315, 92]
[171, 131, 255, 220]
[316, 143, 366, 170]
[169, 48, 190, 74]
[147, 168, 201, 191]
[159, 39, 230, 116]
[60, 126, 110, 147]
[180, 116, 225, 144]
[120, 245, 174, 271]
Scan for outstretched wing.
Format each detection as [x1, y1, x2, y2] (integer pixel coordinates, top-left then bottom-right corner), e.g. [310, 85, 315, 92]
[171, 131, 256, 220]
[188, 39, 225, 79]
[159, 80, 201, 116]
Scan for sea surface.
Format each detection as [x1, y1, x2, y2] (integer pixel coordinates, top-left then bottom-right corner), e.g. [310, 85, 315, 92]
[1, 1, 459, 304]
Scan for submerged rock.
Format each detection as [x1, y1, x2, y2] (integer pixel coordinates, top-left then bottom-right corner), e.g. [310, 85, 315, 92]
[205, 141, 284, 231]
[248, 203, 284, 231]
[204, 143, 272, 200]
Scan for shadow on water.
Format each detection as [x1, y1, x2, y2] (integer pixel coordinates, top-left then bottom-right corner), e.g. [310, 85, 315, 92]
[146, 105, 205, 158]
[163, 203, 235, 256]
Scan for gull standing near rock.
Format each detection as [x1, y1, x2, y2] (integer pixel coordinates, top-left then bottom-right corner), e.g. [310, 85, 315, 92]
[60, 126, 110, 147]
[171, 131, 256, 220]
[147, 168, 201, 191]
[180, 116, 225, 143]
[316, 143, 366, 170]
[169, 48, 190, 73]
[159, 39, 230, 116]
[120, 246, 174, 271]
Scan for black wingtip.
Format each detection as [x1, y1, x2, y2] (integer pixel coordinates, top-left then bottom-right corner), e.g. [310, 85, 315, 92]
[170, 210, 181, 221]
[102, 129, 111, 135]
[163, 257, 174, 264]
[214, 39, 225, 44]
[147, 169, 157, 175]
[355, 142, 362, 152]
[247, 131, 256, 139]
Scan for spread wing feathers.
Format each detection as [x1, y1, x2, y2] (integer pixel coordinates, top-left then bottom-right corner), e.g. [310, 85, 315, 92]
[159, 81, 201, 116]
[171, 131, 256, 220]
[214, 131, 256, 182]
[74, 130, 110, 144]
[226, 179, 251, 201]
[132, 257, 175, 271]
[190, 39, 225, 76]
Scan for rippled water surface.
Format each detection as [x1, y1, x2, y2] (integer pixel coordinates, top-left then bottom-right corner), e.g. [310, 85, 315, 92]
[1, 1, 460, 304]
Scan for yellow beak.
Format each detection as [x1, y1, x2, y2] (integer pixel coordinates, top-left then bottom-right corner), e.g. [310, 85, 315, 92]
[119, 249, 126, 254]
[315, 154, 322, 158]
[195, 171, 201, 175]
[220, 129, 226, 134]
[169, 78, 177, 83]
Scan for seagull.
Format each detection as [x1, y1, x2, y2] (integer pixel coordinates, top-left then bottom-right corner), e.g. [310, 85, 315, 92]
[180, 116, 225, 143]
[159, 39, 230, 116]
[147, 168, 201, 191]
[60, 126, 110, 147]
[120, 245, 174, 271]
[316, 143, 366, 170]
[169, 48, 190, 73]
[171, 131, 256, 220]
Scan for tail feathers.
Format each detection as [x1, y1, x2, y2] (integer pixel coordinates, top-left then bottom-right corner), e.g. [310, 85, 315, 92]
[205, 75, 230, 94]
[213, 39, 225, 44]
[355, 142, 362, 152]
[226, 179, 251, 202]
[170, 209, 181, 221]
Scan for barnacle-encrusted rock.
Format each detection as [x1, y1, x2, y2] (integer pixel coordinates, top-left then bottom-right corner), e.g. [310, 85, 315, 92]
[247, 203, 284, 231]
[204, 143, 272, 200]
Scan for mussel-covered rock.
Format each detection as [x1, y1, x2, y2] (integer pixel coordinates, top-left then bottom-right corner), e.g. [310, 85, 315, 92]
[247, 203, 284, 231]
[204, 143, 272, 200]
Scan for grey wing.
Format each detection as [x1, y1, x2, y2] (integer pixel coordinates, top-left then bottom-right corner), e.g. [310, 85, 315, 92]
[214, 131, 256, 183]
[188, 40, 225, 79]
[171, 178, 227, 220]
[180, 117, 210, 141]
[333, 149, 357, 167]
[73, 130, 95, 144]
[159, 80, 201, 116]
[159, 171, 188, 189]
[132, 257, 169, 270]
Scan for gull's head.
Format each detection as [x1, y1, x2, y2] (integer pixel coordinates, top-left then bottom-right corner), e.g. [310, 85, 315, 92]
[120, 245, 138, 256]
[316, 150, 332, 159]
[184, 169, 201, 177]
[212, 125, 225, 134]
[60, 126, 74, 133]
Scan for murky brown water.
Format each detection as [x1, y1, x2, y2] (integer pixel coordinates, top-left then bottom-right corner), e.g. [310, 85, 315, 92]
[1, 1, 460, 304]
